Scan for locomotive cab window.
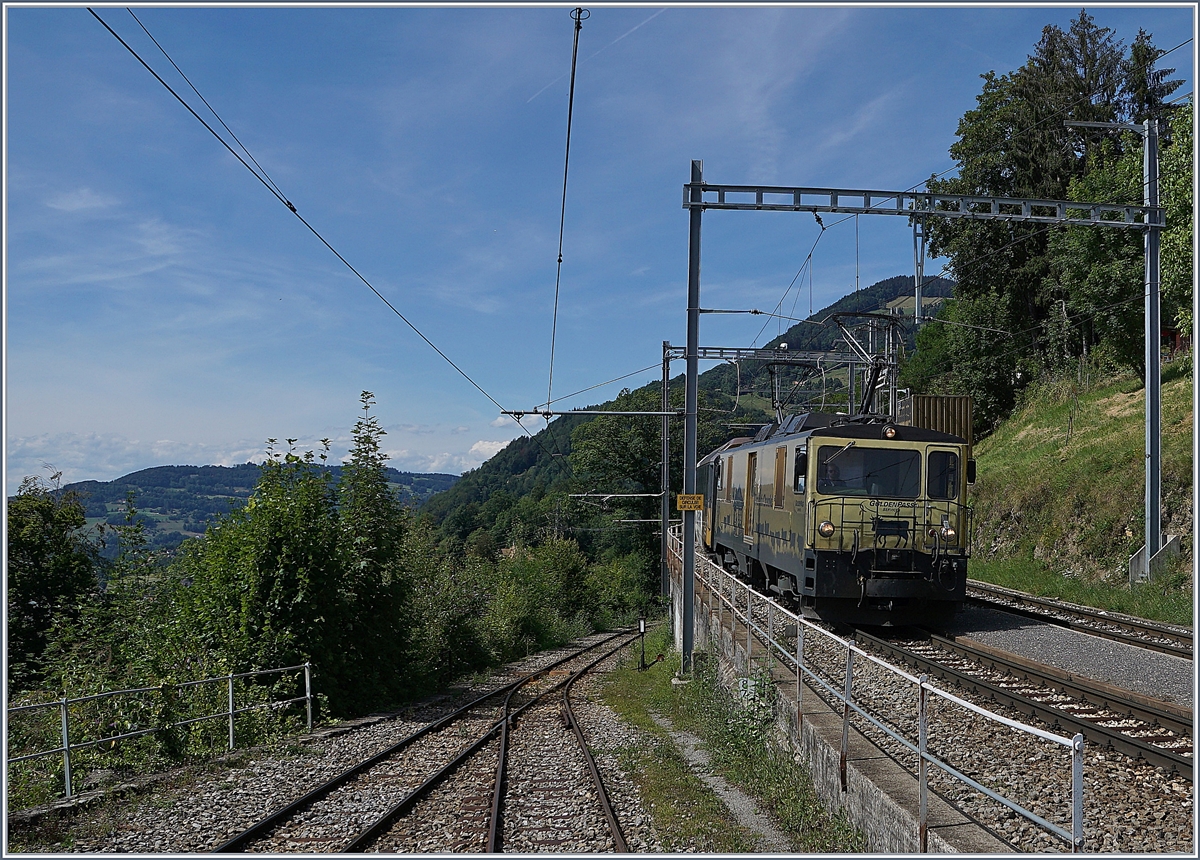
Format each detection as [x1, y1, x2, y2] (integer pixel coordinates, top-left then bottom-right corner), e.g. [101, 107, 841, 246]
[793, 445, 807, 492]
[714, 456, 722, 490]
[927, 450, 959, 500]
[817, 445, 920, 498]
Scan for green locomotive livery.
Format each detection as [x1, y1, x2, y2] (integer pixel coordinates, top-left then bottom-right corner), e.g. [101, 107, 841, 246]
[698, 412, 974, 626]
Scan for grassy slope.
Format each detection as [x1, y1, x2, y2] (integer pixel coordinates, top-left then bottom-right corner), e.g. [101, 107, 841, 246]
[968, 365, 1193, 625]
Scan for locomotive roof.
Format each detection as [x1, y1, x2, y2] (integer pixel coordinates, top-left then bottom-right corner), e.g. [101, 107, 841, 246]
[699, 413, 967, 464]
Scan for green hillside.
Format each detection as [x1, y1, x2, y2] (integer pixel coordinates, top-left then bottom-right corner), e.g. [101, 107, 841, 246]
[58, 464, 458, 557]
[422, 274, 946, 525]
[968, 365, 1192, 625]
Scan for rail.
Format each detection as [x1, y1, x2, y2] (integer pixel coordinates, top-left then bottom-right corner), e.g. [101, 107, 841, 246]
[7, 663, 312, 800]
[669, 528, 1084, 852]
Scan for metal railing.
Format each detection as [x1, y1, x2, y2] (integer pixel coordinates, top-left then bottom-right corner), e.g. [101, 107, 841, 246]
[7, 663, 312, 799]
[670, 529, 1084, 852]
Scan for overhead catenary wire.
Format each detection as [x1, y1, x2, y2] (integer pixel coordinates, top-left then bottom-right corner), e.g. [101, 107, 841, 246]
[126, 7, 288, 204]
[86, 8, 573, 470]
[750, 37, 1192, 347]
[545, 7, 589, 415]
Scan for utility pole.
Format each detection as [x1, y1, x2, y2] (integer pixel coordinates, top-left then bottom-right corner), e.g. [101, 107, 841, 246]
[913, 217, 926, 325]
[661, 341, 671, 597]
[1143, 118, 1162, 574]
[1065, 119, 1162, 580]
[681, 159, 703, 675]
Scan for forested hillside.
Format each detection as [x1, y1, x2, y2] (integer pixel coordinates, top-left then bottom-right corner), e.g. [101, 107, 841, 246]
[53, 463, 457, 557]
[422, 273, 948, 533]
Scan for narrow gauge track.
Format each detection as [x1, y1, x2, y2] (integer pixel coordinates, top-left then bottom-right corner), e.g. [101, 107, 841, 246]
[966, 580, 1193, 660]
[855, 628, 1193, 781]
[213, 631, 637, 853]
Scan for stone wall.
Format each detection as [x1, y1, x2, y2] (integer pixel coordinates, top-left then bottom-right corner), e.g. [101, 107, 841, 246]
[670, 547, 1010, 854]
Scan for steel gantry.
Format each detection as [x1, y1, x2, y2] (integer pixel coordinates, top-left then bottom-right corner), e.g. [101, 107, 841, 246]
[677, 150, 1163, 672]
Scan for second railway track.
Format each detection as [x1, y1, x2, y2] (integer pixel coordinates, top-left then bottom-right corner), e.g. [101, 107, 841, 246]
[966, 579, 1194, 660]
[856, 628, 1194, 781]
[214, 629, 639, 853]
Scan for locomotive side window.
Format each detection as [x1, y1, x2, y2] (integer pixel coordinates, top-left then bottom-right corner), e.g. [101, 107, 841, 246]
[714, 456, 722, 490]
[927, 450, 959, 500]
[793, 445, 807, 492]
[773, 446, 787, 508]
[724, 456, 734, 502]
[817, 445, 920, 498]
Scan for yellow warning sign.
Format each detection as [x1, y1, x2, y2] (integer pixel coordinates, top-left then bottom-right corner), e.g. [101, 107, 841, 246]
[676, 494, 704, 511]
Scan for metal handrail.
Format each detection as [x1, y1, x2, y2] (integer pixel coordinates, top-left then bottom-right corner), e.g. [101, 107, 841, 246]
[7, 663, 313, 799]
[670, 528, 1084, 852]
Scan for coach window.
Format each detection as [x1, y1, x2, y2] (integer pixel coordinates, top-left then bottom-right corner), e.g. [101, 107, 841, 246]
[928, 450, 959, 500]
[724, 456, 734, 502]
[793, 445, 807, 492]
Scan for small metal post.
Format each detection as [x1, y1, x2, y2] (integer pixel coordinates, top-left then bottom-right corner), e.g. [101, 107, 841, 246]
[840, 646, 853, 791]
[767, 600, 774, 671]
[59, 697, 73, 799]
[745, 580, 753, 669]
[1072, 733, 1085, 852]
[796, 623, 804, 719]
[918, 675, 929, 853]
[639, 618, 647, 670]
[304, 663, 313, 732]
[227, 674, 235, 750]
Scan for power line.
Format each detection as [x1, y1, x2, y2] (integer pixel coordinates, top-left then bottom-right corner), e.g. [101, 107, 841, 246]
[87, 8, 572, 470]
[545, 7, 589, 415]
[125, 8, 288, 204]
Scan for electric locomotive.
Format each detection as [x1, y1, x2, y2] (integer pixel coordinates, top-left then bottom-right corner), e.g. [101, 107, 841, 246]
[697, 411, 975, 626]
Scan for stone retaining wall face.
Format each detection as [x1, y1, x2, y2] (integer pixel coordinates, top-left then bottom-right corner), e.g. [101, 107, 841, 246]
[672, 560, 1009, 854]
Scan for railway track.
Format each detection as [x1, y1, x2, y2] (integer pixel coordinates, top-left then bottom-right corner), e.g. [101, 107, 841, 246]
[966, 579, 1193, 660]
[855, 628, 1194, 781]
[213, 630, 638, 853]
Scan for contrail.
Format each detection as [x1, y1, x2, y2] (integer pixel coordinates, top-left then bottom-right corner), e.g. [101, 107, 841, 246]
[527, 8, 667, 103]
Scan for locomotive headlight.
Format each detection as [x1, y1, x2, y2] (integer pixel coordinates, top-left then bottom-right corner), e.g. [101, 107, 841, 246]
[818, 520, 835, 538]
[939, 516, 956, 541]
[882, 425, 897, 439]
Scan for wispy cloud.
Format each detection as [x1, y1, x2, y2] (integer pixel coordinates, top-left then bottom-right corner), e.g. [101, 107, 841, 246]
[45, 187, 119, 212]
[527, 7, 669, 103]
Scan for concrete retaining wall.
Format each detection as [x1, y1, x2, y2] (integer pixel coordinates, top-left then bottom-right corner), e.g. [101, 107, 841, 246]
[669, 549, 1010, 854]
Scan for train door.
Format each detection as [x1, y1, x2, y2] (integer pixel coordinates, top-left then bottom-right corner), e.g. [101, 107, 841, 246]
[703, 457, 719, 548]
[743, 452, 757, 542]
[925, 447, 963, 547]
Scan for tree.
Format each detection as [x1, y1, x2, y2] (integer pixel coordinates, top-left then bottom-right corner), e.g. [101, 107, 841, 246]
[6, 475, 102, 693]
[335, 392, 414, 703]
[925, 13, 1181, 428]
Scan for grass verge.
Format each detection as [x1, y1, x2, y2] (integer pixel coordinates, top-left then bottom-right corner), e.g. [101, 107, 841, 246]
[970, 556, 1192, 627]
[600, 625, 864, 853]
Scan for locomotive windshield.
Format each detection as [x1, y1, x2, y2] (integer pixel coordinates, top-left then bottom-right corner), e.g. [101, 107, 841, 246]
[816, 445, 920, 498]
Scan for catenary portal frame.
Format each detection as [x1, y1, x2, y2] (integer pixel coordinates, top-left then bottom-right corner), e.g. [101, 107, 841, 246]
[678, 139, 1163, 672]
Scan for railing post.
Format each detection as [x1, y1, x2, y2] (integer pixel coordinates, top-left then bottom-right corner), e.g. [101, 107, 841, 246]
[1072, 733, 1085, 852]
[919, 674, 929, 853]
[840, 645, 853, 791]
[227, 674, 235, 750]
[796, 622, 804, 719]
[767, 600, 774, 671]
[305, 663, 313, 732]
[59, 697, 72, 799]
[739, 580, 748, 666]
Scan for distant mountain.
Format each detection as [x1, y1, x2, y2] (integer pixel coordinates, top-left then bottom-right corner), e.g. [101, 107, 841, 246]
[54, 463, 458, 556]
[422, 274, 949, 525]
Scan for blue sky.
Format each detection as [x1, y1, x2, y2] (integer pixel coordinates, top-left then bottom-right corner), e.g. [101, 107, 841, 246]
[4, 3, 1195, 493]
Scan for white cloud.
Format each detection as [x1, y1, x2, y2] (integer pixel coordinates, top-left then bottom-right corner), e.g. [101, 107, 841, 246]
[469, 439, 508, 460]
[5, 432, 269, 495]
[45, 187, 118, 212]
